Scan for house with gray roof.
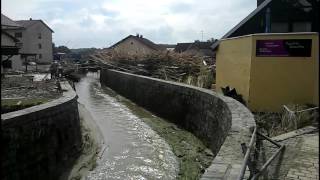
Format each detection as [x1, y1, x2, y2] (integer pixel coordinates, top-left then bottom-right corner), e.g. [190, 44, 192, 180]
[110, 34, 165, 57]
[1, 14, 54, 71]
[174, 43, 192, 53]
[1, 14, 23, 72]
[184, 41, 215, 57]
[15, 18, 54, 64]
[1, 14, 24, 30]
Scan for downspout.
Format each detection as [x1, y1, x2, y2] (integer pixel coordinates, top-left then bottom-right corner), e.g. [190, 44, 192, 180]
[265, 8, 271, 33]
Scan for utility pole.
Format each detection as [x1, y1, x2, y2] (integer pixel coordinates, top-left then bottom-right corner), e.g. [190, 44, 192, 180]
[201, 30, 204, 42]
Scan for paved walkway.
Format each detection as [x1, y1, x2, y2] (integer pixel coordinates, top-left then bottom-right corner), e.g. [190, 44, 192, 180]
[262, 126, 319, 180]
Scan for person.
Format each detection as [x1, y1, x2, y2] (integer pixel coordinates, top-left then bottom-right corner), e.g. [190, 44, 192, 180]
[57, 63, 63, 78]
[50, 62, 57, 79]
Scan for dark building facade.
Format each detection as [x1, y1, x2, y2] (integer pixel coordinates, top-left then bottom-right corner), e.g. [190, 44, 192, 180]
[212, 0, 319, 49]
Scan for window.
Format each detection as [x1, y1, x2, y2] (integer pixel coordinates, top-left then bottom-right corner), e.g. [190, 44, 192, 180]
[293, 22, 312, 32]
[271, 23, 289, 33]
[38, 33, 42, 39]
[38, 44, 42, 49]
[39, 54, 42, 59]
[15, 32, 22, 38]
[2, 60, 12, 68]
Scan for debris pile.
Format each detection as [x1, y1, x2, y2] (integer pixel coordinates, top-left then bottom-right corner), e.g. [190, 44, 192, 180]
[255, 104, 319, 137]
[89, 50, 215, 88]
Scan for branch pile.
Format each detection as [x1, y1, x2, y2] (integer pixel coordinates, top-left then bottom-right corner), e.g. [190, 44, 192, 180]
[89, 49, 215, 88]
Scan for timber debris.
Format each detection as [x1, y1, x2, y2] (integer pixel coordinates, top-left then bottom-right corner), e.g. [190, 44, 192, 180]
[89, 49, 215, 88]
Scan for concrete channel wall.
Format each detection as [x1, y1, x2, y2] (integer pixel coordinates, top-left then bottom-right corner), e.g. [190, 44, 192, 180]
[101, 69, 256, 179]
[1, 81, 82, 180]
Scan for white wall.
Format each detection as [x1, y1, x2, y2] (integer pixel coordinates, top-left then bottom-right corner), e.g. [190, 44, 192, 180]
[1, 32, 23, 71]
[20, 22, 53, 64]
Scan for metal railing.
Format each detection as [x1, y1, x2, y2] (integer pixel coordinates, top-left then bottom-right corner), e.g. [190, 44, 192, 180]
[237, 127, 285, 180]
[251, 132, 285, 180]
[237, 127, 257, 180]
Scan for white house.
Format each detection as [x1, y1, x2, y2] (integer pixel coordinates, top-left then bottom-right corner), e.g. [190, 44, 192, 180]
[1, 14, 54, 71]
[16, 18, 54, 64]
[1, 14, 23, 71]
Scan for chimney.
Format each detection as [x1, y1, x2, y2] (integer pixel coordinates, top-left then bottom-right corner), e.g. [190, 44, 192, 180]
[136, 33, 139, 37]
[30, 18, 32, 20]
[257, 0, 265, 7]
[140, 35, 143, 38]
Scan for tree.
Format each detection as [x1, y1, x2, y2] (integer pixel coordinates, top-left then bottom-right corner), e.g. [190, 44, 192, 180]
[53, 45, 71, 54]
[207, 38, 217, 43]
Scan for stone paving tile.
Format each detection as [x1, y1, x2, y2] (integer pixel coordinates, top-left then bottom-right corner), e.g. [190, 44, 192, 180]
[260, 127, 319, 180]
[200, 127, 318, 180]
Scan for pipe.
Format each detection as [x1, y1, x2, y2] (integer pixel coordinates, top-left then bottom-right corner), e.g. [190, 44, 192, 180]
[283, 105, 319, 114]
[265, 8, 271, 33]
[296, 107, 319, 113]
[257, 132, 281, 148]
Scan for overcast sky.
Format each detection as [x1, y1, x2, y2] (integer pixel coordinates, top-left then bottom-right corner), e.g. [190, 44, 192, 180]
[2, 0, 256, 48]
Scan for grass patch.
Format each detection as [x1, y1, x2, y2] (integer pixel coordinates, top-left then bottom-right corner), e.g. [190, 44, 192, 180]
[1, 98, 50, 114]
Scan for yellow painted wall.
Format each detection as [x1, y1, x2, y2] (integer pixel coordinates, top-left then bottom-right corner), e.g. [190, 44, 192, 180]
[315, 48, 319, 106]
[216, 33, 319, 112]
[250, 34, 319, 112]
[216, 36, 253, 103]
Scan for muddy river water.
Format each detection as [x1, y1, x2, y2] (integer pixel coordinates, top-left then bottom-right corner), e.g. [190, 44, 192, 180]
[75, 72, 179, 180]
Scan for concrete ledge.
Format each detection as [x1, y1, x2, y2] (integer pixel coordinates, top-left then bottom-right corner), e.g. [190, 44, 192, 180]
[272, 126, 318, 142]
[100, 69, 256, 180]
[201, 99, 255, 180]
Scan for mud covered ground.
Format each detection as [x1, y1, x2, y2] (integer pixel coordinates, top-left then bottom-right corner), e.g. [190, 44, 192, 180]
[61, 103, 101, 180]
[1, 74, 62, 114]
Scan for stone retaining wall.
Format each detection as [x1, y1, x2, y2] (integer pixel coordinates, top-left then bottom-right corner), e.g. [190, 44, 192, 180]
[1, 81, 82, 180]
[100, 69, 256, 179]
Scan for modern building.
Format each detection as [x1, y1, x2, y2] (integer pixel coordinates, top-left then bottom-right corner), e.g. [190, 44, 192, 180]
[214, 0, 319, 112]
[212, 0, 319, 49]
[216, 33, 319, 112]
[110, 34, 165, 57]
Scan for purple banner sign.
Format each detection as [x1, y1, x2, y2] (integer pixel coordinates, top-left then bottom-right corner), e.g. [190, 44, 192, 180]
[256, 39, 312, 57]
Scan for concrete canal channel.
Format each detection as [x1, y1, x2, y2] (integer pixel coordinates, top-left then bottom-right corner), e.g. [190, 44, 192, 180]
[74, 72, 216, 179]
[2, 70, 254, 180]
[73, 69, 255, 179]
[75, 72, 180, 179]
